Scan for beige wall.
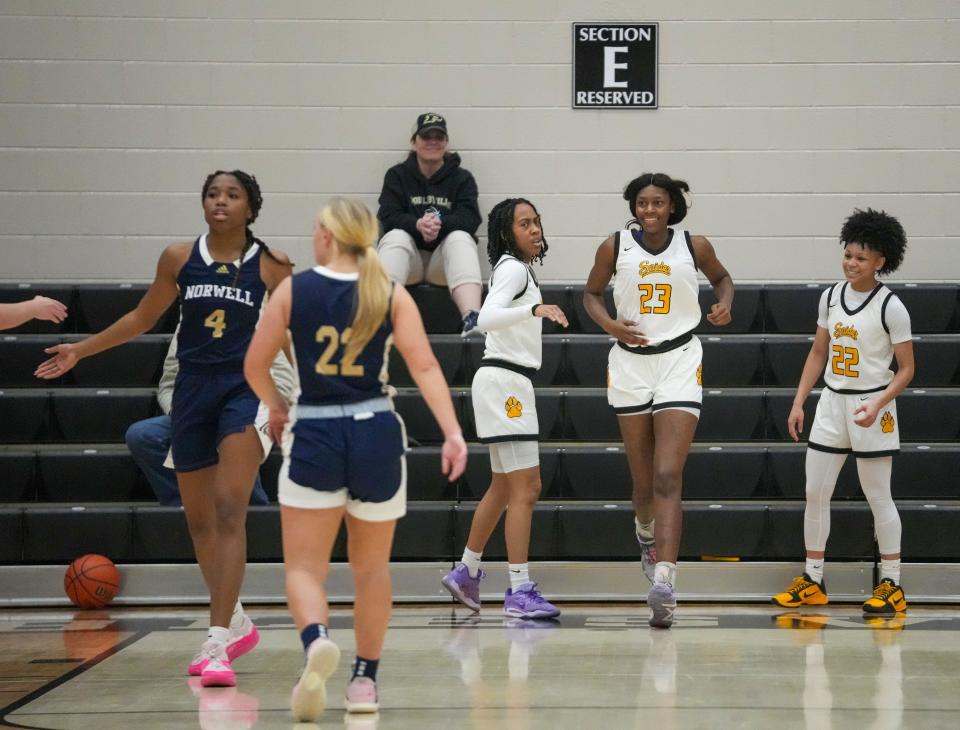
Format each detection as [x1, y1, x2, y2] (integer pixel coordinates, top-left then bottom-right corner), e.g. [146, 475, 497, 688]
[1, 1, 957, 281]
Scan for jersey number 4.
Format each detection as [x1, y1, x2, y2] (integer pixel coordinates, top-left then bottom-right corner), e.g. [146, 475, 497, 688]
[831, 344, 860, 378]
[204, 309, 227, 338]
[636, 283, 672, 314]
[315, 325, 364, 377]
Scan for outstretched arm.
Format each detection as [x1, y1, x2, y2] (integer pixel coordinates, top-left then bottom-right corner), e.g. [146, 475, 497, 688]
[35, 244, 184, 379]
[0, 296, 67, 331]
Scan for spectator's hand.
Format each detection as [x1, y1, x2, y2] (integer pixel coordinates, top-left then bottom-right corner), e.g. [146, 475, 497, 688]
[787, 404, 805, 442]
[853, 399, 881, 429]
[35, 342, 79, 379]
[267, 401, 290, 445]
[607, 319, 648, 347]
[706, 301, 732, 326]
[416, 212, 442, 243]
[30, 296, 68, 323]
[441, 431, 468, 482]
[534, 304, 569, 328]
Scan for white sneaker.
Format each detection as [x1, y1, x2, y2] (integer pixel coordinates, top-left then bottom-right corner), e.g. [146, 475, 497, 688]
[291, 638, 341, 722]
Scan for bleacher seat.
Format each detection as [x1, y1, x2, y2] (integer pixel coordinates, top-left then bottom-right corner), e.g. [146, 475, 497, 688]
[22, 506, 133, 562]
[37, 446, 150, 502]
[565, 336, 613, 387]
[405, 446, 466, 501]
[765, 502, 877, 559]
[132, 506, 194, 561]
[66, 335, 169, 387]
[454, 504, 557, 561]
[394, 504, 456, 560]
[408, 286, 463, 334]
[681, 504, 767, 558]
[897, 389, 960, 441]
[0, 509, 23, 561]
[763, 284, 825, 333]
[76, 284, 178, 334]
[683, 446, 767, 499]
[564, 389, 620, 441]
[50, 389, 157, 443]
[888, 284, 958, 334]
[911, 336, 960, 387]
[697, 390, 766, 441]
[766, 444, 864, 500]
[0, 335, 61, 387]
[561, 446, 632, 500]
[571, 289, 614, 334]
[764, 391, 818, 442]
[700, 336, 764, 387]
[763, 335, 821, 387]
[893, 445, 960, 499]
[540, 285, 573, 335]
[388, 335, 463, 387]
[0, 450, 37, 501]
[0, 390, 49, 443]
[899, 503, 960, 558]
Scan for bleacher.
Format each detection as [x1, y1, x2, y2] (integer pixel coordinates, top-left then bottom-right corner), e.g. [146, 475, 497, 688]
[1, 282, 958, 574]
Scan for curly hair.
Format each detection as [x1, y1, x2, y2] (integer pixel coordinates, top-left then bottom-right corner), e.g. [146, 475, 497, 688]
[485, 198, 548, 267]
[840, 208, 907, 275]
[622, 172, 691, 226]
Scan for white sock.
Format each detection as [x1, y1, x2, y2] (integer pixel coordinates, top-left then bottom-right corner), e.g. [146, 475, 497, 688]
[229, 601, 244, 629]
[207, 626, 229, 644]
[508, 563, 530, 591]
[635, 517, 655, 541]
[653, 561, 676, 586]
[461, 548, 483, 578]
[805, 559, 825, 584]
[880, 559, 901, 584]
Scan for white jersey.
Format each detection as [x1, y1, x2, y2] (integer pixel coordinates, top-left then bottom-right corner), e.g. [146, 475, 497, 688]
[612, 228, 701, 348]
[479, 255, 543, 371]
[820, 281, 912, 393]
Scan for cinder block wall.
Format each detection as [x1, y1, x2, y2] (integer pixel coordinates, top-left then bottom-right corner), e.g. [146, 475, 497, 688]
[1, 1, 956, 282]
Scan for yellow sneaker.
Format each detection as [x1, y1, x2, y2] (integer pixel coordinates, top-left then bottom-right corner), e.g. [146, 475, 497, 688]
[772, 573, 829, 608]
[862, 579, 907, 616]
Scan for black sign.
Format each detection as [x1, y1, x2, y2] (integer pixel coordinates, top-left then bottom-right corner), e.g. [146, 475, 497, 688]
[572, 23, 658, 109]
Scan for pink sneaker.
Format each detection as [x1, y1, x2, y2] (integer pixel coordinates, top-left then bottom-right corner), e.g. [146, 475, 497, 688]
[345, 676, 379, 713]
[291, 638, 341, 722]
[200, 646, 236, 687]
[188, 617, 260, 676]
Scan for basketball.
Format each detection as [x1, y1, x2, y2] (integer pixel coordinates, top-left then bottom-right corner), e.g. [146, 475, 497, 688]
[64, 554, 121, 609]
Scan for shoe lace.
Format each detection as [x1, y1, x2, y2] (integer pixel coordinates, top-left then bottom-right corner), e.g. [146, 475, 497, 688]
[791, 576, 814, 592]
[873, 582, 897, 601]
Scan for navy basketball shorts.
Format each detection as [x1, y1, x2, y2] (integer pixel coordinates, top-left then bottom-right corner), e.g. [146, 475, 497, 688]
[170, 369, 259, 472]
[279, 410, 408, 521]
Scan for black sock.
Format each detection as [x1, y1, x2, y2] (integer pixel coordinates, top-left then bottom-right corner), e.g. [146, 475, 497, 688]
[351, 656, 379, 682]
[300, 623, 328, 652]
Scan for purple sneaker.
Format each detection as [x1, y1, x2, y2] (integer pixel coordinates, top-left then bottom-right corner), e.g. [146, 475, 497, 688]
[441, 563, 484, 612]
[503, 582, 561, 619]
[648, 581, 676, 629]
[636, 533, 657, 585]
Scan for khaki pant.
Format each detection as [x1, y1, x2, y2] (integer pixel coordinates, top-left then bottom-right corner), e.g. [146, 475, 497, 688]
[377, 229, 482, 290]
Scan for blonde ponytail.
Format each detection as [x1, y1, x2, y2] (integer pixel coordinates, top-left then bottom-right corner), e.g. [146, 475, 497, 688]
[317, 198, 391, 362]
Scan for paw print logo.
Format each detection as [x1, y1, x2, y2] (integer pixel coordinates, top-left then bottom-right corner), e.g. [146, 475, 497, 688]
[880, 411, 895, 433]
[505, 396, 523, 418]
[696, 364, 702, 386]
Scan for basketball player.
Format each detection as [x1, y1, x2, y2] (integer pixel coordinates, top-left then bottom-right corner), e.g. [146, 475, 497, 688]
[243, 198, 467, 721]
[773, 208, 912, 616]
[583, 173, 734, 628]
[36, 170, 291, 686]
[441, 198, 567, 619]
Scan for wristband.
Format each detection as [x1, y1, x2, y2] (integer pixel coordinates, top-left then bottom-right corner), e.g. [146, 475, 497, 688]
[531, 304, 540, 317]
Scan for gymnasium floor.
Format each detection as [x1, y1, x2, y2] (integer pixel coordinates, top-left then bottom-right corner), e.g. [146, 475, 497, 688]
[1, 604, 957, 729]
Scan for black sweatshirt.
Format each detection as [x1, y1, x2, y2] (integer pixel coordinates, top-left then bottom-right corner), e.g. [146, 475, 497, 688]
[377, 152, 481, 252]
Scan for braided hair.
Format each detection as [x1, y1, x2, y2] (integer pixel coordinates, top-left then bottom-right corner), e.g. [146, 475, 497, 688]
[201, 170, 289, 285]
[840, 208, 907, 275]
[622, 172, 691, 227]
[485, 198, 548, 267]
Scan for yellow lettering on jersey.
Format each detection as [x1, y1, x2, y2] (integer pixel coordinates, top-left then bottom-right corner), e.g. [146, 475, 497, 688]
[638, 261, 671, 277]
[830, 344, 859, 377]
[204, 308, 226, 338]
[315, 326, 365, 377]
[833, 322, 859, 340]
[636, 283, 672, 314]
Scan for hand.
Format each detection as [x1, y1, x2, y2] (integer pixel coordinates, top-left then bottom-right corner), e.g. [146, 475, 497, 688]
[441, 431, 468, 482]
[706, 302, 732, 326]
[608, 319, 648, 347]
[30, 296, 68, 323]
[416, 213, 441, 243]
[853, 399, 881, 428]
[534, 304, 568, 328]
[267, 402, 290, 445]
[787, 403, 804, 442]
[35, 342, 80, 379]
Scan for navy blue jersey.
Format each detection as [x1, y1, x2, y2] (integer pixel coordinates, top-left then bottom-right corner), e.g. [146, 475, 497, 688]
[177, 235, 267, 370]
[290, 266, 394, 405]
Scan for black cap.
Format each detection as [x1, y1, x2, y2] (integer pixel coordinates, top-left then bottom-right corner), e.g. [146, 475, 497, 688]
[415, 112, 447, 137]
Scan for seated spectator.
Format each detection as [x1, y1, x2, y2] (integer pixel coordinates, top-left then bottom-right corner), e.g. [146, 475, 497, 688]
[0, 296, 67, 330]
[377, 112, 484, 336]
[125, 328, 296, 506]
